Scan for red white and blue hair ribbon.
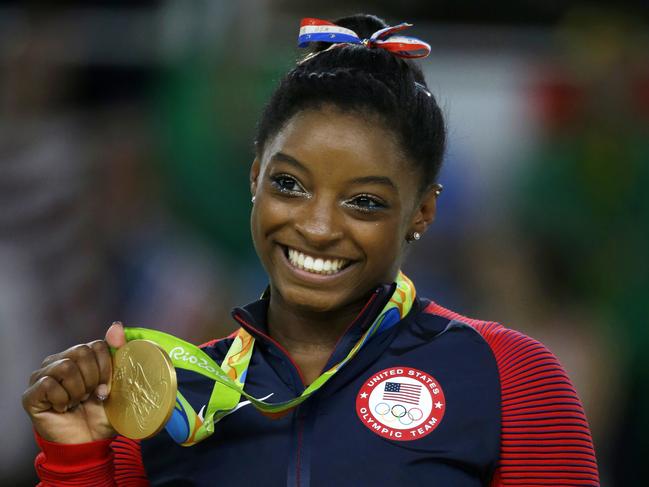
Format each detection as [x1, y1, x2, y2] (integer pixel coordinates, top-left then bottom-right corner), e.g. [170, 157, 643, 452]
[298, 18, 431, 59]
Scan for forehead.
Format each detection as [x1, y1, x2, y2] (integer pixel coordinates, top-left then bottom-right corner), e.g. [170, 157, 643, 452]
[261, 106, 415, 183]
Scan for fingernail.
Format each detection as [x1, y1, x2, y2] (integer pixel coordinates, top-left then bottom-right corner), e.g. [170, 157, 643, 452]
[112, 321, 123, 327]
[96, 384, 108, 401]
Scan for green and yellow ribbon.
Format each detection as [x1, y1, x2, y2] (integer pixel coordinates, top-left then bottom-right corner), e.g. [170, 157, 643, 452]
[123, 271, 415, 446]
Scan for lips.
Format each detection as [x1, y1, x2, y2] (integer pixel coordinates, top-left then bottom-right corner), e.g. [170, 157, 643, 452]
[284, 246, 352, 275]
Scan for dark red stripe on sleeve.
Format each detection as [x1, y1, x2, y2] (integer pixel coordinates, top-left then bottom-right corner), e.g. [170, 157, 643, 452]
[425, 302, 600, 487]
[111, 436, 149, 486]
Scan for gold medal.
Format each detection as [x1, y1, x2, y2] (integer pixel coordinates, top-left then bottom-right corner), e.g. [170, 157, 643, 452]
[104, 339, 177, 440]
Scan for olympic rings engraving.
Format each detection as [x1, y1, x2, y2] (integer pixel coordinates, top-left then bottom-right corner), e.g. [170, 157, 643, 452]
[391, 405, 407, 418]
[408, 407, 423, 421]
[375, 402, 390, 415]
[373, 403, 424, 426]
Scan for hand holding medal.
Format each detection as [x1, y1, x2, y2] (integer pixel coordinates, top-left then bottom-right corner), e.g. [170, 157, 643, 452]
[22, 322, 127, 444]
[23, 321, 180, 443]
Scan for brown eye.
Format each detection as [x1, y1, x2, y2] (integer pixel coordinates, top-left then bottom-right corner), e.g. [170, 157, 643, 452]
[270, 174, 307, 195]
[344, 194, 387, 212]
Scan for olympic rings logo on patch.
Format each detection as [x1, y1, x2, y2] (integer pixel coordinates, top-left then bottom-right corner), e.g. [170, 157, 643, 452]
[373, 402, 423, 425]
[356, 366, 446, 441]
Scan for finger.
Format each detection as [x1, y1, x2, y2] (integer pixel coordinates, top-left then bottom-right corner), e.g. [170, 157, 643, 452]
[89, 339, 112, 399]
[105, 321, 126, 349]
[67, 344, 100, 398]
[38, 340, 100, 372]
[39, 351, 65, 371]
[23, 376, 71, 414]
[31, 344, 99, 392]
[35, 358, 87, 407]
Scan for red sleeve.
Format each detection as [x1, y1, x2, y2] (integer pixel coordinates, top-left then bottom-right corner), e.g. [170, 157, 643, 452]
[425, 302, 600, 487]
[35, 433, 148, 486]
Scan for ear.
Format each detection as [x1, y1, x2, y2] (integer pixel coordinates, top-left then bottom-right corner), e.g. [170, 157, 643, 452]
[408, 184, 442, 237]
[250, 157, 261, 197]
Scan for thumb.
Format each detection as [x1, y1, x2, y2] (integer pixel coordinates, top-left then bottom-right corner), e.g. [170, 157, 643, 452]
[105, 321, 126, 348]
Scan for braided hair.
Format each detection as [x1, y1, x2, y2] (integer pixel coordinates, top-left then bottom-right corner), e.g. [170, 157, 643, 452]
[255, 14, 446, 193]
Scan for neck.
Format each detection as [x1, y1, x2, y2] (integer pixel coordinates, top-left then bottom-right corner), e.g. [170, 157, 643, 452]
[267, 291, 372, 385]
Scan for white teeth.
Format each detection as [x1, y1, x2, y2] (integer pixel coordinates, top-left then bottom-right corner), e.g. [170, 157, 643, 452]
[285, 247, 349, 275]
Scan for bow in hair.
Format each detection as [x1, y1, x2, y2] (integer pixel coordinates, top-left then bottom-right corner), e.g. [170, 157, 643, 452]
[297, 17, 431, 59]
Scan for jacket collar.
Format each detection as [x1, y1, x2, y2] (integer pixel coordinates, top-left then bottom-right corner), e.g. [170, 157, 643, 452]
[230, 281, 419, 391]
[231, 281, 396, 340]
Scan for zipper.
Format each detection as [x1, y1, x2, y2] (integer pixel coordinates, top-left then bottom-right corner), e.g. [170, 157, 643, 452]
[233, 313, 307, 387]
[233, 286, 390, 487]
[232, 287, 384, 389]
[317, 290, 380, 372]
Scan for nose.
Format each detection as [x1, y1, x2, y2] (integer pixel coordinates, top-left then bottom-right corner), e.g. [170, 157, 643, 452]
[294, 197, 343, 248]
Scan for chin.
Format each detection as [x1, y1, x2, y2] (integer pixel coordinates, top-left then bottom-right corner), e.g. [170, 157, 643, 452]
[277, 285, 348, 314]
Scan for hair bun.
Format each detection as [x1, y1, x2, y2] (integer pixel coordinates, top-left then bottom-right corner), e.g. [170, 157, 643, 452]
[310, 13, 389, 54]
[258, 13, 446, 193]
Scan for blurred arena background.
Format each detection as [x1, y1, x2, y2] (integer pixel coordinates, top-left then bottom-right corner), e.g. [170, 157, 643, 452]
[1, 1, 647, 485]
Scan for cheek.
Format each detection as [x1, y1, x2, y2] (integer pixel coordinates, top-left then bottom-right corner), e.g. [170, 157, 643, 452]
[250, 196, 293, 253]
[352, 217, 405, 264]
[250, 202, 270, 251]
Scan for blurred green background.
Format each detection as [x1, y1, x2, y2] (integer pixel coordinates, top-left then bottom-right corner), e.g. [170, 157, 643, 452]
[1, 1, 647, 485]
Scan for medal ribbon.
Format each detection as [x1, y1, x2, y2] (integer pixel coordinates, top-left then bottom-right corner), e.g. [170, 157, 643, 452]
[123, 271, 416, 446]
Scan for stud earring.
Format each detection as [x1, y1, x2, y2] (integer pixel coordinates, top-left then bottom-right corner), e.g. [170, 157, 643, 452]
[251, 196, 256, 204]
[407, 231, 421, 243]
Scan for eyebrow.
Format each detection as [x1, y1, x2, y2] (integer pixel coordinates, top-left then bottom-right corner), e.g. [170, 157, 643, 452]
[270, 152, 309, 173]
[349, 175, 397, 191]
[270, 151, 397, 191]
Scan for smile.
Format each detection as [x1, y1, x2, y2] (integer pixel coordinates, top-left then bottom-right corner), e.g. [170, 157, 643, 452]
[285, 247, 351, 275]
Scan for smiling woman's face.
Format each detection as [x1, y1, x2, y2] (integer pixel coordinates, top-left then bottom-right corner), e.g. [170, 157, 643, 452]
[250, 105, 432, 314]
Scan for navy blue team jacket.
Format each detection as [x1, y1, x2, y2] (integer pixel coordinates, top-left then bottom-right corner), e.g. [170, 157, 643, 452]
[35, 282, 599, 486]
[141, 282, 501, 486]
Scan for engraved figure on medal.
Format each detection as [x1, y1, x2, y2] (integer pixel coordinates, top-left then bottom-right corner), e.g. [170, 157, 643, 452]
[113, 350, 169, 432]
[105, 340, 177, 440]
